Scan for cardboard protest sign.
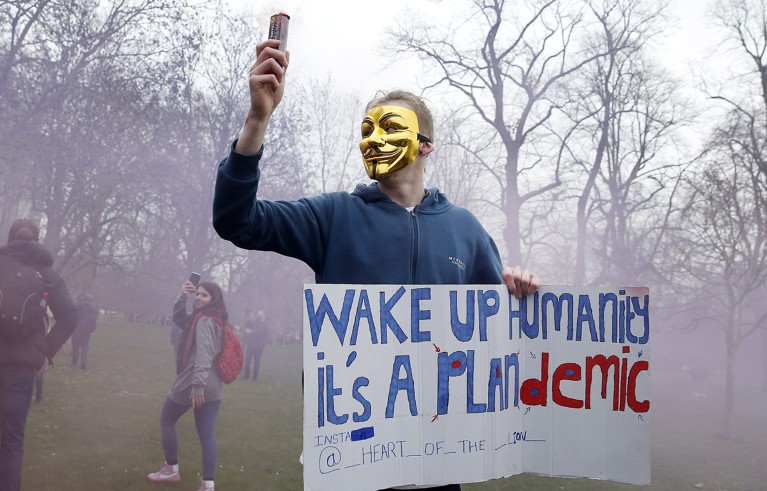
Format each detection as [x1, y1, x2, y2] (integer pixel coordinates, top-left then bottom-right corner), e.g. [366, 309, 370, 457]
[302, 285, 650, 490]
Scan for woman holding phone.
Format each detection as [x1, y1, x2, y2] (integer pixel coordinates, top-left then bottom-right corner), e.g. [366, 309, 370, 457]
[148, 277, 227, 491]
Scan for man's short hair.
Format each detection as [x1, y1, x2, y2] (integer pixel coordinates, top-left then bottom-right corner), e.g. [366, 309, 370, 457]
[365, 90, 434, 143]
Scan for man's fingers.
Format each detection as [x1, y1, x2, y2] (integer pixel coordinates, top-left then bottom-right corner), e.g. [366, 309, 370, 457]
[502, 266, 519, 298]
[250, 39, 288, 92]
[251, 56, 285, 80]
[255, 38, 283, 58]
[502, 265, 541, 298]
[528, 273, 540, 292]
[249, 48, 289, 97]
[249, 73, 281, 94]
[255, 41, 288, 69]
[519, 270, 531, 294]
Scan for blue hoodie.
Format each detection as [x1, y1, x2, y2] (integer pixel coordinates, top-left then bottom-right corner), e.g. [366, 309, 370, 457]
[213, 144, 503, 285]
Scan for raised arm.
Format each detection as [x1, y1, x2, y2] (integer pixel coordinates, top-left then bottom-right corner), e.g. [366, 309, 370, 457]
[235, 39, 290, 155]
[172, 281, 197, 328]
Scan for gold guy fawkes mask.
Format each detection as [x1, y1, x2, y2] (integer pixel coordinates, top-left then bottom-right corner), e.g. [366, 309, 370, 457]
[359, 105, 431, 180]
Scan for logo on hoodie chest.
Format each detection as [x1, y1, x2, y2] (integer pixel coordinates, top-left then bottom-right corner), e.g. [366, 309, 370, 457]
[449, 256, 466, 271]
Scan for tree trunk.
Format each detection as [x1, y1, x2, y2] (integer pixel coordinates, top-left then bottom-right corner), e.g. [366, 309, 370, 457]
[724, 335, 735, 439]
[504, 196, 522, 267]
[504, 142, 522, 266]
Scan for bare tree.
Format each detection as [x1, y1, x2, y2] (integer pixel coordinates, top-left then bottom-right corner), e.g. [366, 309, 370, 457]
[427, 110, 496, 205]
[553, 0, 686, 285]
[0, 0, 200, 294]
[392, 0, 611, 264]
[712, 0, 767, 178]
[294, 77, 366, 194]
[675, 0, 767, 437]
[675, 113, 767, 438]
[0, 0, 317, 319]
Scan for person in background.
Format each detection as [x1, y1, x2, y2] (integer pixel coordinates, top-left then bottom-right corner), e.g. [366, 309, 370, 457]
[0, 219, 77, 491]
[71, 293, 99, 370]
[241, 309, 269, 382]
[148, 279, 229, 491]
[212, 39, 540, 491]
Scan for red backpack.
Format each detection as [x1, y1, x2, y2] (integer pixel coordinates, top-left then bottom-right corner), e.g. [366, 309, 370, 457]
[213, 321, 244, 384]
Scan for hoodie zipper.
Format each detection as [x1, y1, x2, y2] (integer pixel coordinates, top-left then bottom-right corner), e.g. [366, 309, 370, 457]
[409, 208, 419, 283]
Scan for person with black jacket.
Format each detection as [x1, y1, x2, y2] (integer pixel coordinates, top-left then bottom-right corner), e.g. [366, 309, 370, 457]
[0, 219, 77, 491]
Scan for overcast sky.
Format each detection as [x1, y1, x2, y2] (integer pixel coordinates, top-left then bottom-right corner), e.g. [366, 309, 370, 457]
[227, 0, 719, 103]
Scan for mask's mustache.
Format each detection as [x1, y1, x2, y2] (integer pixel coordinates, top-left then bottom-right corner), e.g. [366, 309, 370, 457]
[363, 147, 398, 158]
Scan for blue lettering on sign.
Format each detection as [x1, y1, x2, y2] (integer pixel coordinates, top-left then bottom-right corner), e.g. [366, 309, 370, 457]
[478, 290, 500, 341]
[505, 353, 520, 409]
[350, 289, 378, 345]
[466, 350, 486, 414]
[380, 287, 408, 344]
[449, 289, 500, 342]
[317, 366, 325, 427]
[410, 287, 432, 342]
[600, 292, 617, 342]
[352, 377, 371, 423]
[436, 351, 467, 415]
[542, 292, 574, 340]
[504, 289, 649, 344]
[385, 355, 418, 418]
[628, 295, 650, 344]
[361, 441, 407, 464]
[487, 357, 503, 412]
[305, 289, 355, 347]
[458, 439, 485, 452]
[576, 294, 597, 342]
[326, 365, 348, 425]
[449, 290, 475, 341]
[509, 292, 540, 340]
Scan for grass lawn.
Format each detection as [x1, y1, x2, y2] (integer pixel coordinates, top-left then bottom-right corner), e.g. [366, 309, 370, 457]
[22, 319, 766, 490]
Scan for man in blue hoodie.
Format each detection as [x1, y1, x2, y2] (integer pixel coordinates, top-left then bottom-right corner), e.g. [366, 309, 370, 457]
[212, 39, 540, 490]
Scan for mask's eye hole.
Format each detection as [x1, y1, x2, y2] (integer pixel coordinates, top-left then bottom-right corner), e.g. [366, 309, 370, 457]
[383, 122, 404, 133]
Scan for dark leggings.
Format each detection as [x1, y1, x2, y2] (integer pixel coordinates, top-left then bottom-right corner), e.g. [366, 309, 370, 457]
[159, 397, 221, 480]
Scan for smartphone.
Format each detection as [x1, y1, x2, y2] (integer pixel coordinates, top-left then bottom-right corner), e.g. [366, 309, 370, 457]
[268, 12, 290, 52]
[189, 272, 201, 286]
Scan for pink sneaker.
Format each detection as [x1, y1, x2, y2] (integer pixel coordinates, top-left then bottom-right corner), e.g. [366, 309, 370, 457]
[197, 480, 214, 491]
[147, 462, 180, 484]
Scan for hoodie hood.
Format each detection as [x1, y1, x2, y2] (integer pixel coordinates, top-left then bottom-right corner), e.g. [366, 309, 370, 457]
[0, 240, 54, 268]
[351, 182, 452, 213]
